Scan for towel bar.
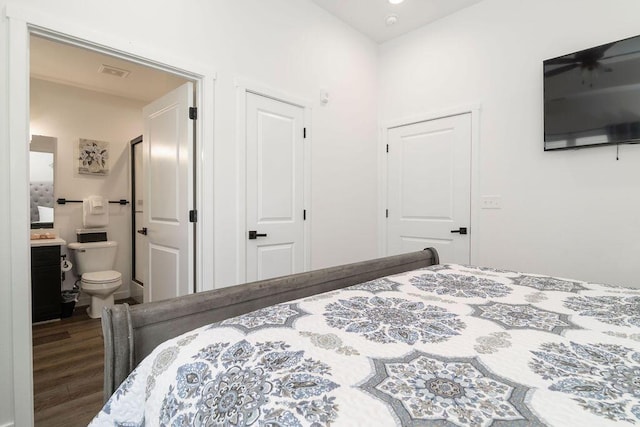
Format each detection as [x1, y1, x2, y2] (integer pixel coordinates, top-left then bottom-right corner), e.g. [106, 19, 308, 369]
[56, 198, 129, 205]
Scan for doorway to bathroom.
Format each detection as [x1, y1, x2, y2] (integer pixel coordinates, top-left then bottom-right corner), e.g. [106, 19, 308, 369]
[29, 29, 202, 422]
[25, 30, 209, 423]
[29, 35, 202, 424]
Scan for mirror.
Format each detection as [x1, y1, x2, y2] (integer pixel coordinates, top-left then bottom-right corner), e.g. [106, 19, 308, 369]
[30, 135, 57, 229]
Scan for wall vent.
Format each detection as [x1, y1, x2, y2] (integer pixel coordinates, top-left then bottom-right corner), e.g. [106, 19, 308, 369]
[98, 64, 131, 78]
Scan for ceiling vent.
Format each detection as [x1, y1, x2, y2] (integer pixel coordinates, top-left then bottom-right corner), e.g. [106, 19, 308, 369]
[98, 64, 131, 78]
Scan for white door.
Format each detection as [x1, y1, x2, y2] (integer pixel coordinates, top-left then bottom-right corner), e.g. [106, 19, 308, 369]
[246, 92, 305, 282]
[386, 113, 471, 264]
[142, 82, 194, 302]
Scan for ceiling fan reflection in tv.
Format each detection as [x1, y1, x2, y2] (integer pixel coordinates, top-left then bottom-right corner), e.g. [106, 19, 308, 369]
[544, 42, 616, 85]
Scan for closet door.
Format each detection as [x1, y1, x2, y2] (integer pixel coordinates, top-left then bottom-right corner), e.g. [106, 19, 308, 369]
[245, 92, 306, 282]
[386, 113, 472, 264]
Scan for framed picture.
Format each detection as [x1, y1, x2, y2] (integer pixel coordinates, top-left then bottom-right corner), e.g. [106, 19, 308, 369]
[78, 138, 109, 175]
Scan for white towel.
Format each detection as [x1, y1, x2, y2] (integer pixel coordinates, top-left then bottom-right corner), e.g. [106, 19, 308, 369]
[83, 196, 109, 228]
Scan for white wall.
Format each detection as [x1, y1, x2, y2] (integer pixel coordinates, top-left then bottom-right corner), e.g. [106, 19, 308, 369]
[379, 0, 640, 288]
[30, 78, 144, 299]
[1, 1, 379, 424]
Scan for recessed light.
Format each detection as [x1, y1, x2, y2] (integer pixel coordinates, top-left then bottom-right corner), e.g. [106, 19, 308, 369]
[385, 14, 399, 26]
[388, 0, 404, 4]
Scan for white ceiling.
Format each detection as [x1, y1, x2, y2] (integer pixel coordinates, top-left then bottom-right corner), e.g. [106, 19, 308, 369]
[30, 36, 188, 103]
[310, 0, 485, 43]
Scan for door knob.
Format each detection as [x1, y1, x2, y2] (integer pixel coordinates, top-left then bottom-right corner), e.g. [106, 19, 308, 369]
[248, 230, 267, 240]
[450, 227, 468, 235]
[137, 227, 148, 235]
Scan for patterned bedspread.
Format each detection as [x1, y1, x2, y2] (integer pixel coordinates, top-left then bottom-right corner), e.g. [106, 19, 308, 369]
[91, 264, 640, 426]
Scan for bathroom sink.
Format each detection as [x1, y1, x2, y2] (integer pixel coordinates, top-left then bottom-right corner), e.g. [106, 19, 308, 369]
[30, 237, 66, 247]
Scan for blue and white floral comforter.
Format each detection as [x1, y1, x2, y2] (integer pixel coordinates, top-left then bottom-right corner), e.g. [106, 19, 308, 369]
[91, 264, 640, 426]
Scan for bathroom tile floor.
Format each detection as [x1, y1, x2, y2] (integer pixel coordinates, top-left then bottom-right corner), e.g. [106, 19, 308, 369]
[32, 299, 137, 427]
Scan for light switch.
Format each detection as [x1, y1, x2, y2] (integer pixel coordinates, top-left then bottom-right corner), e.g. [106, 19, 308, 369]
[481, 196, 502, 209]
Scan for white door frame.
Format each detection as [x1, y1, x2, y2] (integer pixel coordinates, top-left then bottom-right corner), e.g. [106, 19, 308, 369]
[379, 105, 481, 264]
[235, 78, 312, 284]
[4, 5, 216, 424]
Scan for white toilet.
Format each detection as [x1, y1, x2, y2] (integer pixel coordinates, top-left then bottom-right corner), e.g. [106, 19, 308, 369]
[68, 240, 122, 319]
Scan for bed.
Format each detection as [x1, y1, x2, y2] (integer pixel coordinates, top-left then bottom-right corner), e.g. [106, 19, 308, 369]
[93, 248, 640, 426]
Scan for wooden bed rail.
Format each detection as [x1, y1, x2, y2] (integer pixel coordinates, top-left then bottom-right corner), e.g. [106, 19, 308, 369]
[102, 248, 439, 401]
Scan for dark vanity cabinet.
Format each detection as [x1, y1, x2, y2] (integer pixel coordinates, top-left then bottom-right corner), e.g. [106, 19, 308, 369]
[31, 245, 61, 322]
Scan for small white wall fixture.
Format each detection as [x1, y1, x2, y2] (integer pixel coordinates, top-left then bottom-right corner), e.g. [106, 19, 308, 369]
[4, 4, 216, 424]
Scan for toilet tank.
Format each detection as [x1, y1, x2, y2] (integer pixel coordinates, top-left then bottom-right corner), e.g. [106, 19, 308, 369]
[68, 241, 118, 275]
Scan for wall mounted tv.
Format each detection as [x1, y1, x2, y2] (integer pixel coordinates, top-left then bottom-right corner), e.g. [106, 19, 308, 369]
[544, 34, 640, 150]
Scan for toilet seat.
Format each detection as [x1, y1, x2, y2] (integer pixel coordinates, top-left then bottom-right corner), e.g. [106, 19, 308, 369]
[82, 270, 121, 284]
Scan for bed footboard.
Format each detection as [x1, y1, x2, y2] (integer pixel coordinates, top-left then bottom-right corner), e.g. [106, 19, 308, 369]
[102, 248, 439, 400]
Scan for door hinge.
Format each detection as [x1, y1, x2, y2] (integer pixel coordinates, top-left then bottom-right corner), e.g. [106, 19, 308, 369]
[189, 107, 197, 120]
[386, 209, 389, 218]
[303, 209, 307, 221]
[303, 128, 307, 139]
[386, 144, 389, 153]
[189, 210, 197, 222]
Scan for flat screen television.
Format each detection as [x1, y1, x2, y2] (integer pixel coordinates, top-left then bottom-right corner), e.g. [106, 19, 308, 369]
[544, 34, 640, 150]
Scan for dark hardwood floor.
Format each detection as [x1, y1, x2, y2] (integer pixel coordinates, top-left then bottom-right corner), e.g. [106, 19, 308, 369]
[32, 299, 136, 427]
